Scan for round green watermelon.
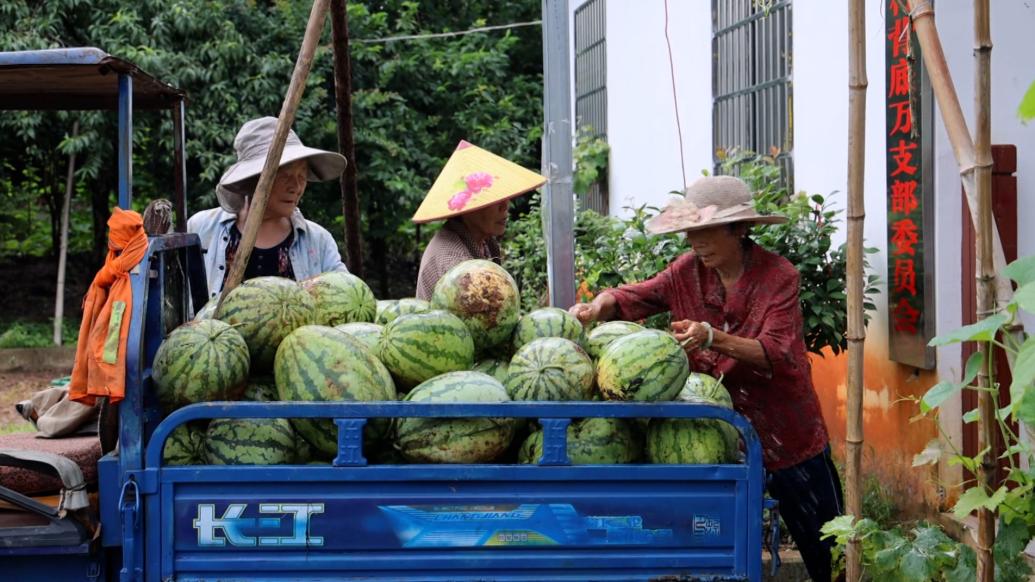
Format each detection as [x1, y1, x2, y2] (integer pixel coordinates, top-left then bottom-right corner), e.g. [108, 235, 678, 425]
[163, 423, 207, 465]
[518, 418, 642, 464]
[275, 325, 397, 456]
[678, 372, 734, 408]
[205, 417, 298, 465]
[597, 330, 689, 402]
[472, 357, 510, 385]
[586, 321, 644, 360]
[242, 376, 278, 402]
[505, 337, 594, 401]
[215, 276, 315, 372]
[153, 319, 250, 412]
[375, 298, 430, 325]
[512, 307, 587, 350]
[394, 371, 514, 463]
[646, 418, 734, 464]
[193, 300, 217, 321]
[334, 322, 384, 353]
[431, 260, 521, 354]
[378, 310, 475, 390]
[300, 271, 377, 326]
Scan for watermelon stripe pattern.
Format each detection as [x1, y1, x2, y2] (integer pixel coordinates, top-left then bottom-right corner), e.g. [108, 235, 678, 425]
[334, 322, 384, 353]
[586, 321, 644, 360]
[375, 298, 431, 326]
[275, 325, 396, 456]
[215, 276, 315, 372]
[596, 330, 689, 402]
[378, 311, 475, 390]
[519, 418, 642, 464]
[394, 371, 514, 463]
[153, 319, 250, 412]
[431, 260, 521, 354]
[505, 337, 594, 401]
[301, 271, 377, 326]
[205, 418, 299, 465]
[163, 424, 207, 465]
[646, 419, 734, 464]
[512, 307, 586, 350]
[471, 358, 510, 385]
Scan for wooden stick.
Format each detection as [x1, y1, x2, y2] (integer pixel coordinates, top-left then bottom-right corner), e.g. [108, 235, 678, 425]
[845, 0, 867, 579]
[973, 1, 996, 579]
[330, 0, 364, 277]
[217, 0, 331, 307]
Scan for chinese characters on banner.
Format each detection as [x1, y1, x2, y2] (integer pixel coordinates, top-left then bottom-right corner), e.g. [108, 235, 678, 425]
[886, 2, 935, 368]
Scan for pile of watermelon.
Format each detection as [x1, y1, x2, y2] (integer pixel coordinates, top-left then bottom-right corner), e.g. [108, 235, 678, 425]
[155, 261, 740, 466]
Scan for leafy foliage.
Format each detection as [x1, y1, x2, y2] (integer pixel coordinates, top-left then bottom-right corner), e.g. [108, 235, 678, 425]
[505, 150, 878, 355]
[572, 127, 609, 196]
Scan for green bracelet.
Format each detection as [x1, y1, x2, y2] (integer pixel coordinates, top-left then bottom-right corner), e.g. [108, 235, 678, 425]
[701, 321, 714, 350]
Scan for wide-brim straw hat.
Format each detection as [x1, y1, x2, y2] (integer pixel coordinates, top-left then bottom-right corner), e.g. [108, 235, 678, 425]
[411, 140, 546, 224]
[645, 175, 787, 235]
[216, 116, 347, 214]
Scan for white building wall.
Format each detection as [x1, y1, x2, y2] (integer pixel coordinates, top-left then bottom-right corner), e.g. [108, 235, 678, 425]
[586, 0, 713, 217]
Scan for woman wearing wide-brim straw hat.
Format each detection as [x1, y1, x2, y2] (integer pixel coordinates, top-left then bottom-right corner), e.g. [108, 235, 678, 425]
[570, 175, 844, 582]
[412, 140, 545, 300]
[187, 116, 348, 301]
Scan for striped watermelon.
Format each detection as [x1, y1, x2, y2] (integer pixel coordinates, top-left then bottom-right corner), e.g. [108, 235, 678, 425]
[375, 300, 395, 322]
[505, 337, 594, 401]
[472, 358, 510, 385]
[646, 418, 733, 464]
[301, 271, 377, 325]
[205, 417, 299, 465]
[678, 372, 734, 408]
[375, 298, 430, 325]
[430, 260, 520, 354]
[242, 377, 278, 402]
[597, 330, 689, 402]
[378, 310, 475, 390]
[512, 307, 586, 350]
[518, 418, 642, 464]
[334, 322, 384, 353]
[275, 325, 397, 456]
[586, 321, 644, 360]
[215, 276, 315, 372]
[394, 371, 514, 463]
[153, 319, 250, 412]
[163, 423, 207, 465]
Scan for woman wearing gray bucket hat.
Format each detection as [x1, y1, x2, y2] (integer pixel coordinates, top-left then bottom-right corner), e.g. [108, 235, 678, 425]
[187, 117, 348, 300]
[570, 175, 843, 582]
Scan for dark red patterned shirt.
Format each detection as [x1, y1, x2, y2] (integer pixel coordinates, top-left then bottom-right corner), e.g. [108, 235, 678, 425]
[605, 242, 829, 470]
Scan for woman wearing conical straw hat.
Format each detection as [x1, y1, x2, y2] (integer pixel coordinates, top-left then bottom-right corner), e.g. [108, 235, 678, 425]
[570, 175, 843, 582]
[412, 141, 545, 300]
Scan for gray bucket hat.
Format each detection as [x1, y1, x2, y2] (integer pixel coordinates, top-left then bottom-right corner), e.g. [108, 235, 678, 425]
[215, 116, 347, 213]
[645, 175, 786, 235]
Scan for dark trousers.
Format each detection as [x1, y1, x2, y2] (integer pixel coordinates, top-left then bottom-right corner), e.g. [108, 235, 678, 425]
[768, 446, 845, 582]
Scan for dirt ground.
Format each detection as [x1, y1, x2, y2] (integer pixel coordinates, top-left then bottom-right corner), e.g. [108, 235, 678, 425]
[0, 369, 67, 433]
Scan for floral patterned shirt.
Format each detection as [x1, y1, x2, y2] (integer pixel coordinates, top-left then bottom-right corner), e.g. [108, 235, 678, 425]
[605, 242, 829, 470]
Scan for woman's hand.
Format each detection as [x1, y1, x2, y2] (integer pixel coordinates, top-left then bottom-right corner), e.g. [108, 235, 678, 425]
[672, 319, 711, 353]
[568, 292, 617, 325]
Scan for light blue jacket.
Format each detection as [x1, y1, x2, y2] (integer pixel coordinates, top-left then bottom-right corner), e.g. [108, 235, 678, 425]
[187, 208, 347, 301]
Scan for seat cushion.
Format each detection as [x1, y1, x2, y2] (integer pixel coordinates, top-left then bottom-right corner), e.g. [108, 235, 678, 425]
[0, 433, 100, 496]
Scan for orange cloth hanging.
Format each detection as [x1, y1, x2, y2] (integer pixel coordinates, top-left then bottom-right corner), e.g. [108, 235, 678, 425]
[69, 208, 149, 406]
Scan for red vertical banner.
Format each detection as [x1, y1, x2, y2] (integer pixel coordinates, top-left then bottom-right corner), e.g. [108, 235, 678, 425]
[886, 1, 935, 368]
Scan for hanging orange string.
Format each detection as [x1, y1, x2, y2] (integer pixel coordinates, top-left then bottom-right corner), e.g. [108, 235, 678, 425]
[664, 0, 688, 189]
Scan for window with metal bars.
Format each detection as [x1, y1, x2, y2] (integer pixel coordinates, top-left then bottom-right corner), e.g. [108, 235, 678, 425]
[712, 0, 793, 185]
[575, 0, 608, 214]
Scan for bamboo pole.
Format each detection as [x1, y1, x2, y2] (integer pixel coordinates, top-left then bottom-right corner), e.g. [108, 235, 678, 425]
[330, 0, 364, 277]
[217, 0, 331, 307]
[54, 120, 78, 346]
[973, 1, 996, 579]
[845, 1, 867, 579]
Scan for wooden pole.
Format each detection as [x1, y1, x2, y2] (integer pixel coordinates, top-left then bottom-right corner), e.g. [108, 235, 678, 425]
[54, 120, 78, 346]
[973, 1, 996, 579]
[330, 0, 364, 277]
[217, 0, 331, 307]
[845, 1, 867, 579]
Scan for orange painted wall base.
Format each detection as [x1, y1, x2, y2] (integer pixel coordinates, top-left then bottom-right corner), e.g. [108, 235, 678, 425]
[810, 344, 945, 518]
